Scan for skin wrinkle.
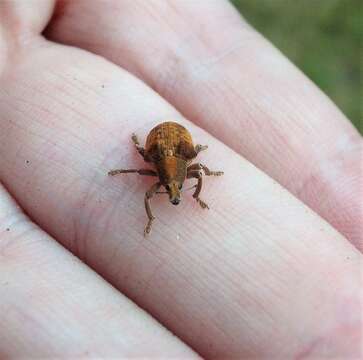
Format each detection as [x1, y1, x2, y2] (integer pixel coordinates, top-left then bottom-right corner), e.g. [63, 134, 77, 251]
[81, 183, 142, 265]
[165, 0, 249, 58]
[71, 172, 105, 264]
[95, 144, 158, 248]
[17, 77, 105, 138]
[78, 170, 149, 266]
[200, 52, 342, 175]
[8, 134, 86, 236]
[178, 34, 258, 81]
[128, 217, 260, 352]
[2, 110, 111, 259]
[11, 47, 115, 123]
[0, 214, 30, 253]
[172, 241, 246, 304]
[47, 70, 106, 106]
[0, 226, 40, 264]
[296, 141, 363, 245]
[298, 293, 363, 359]
[3, 305, 50, 352]
[139, 259, 167, 302]
[153, 268, 235, 355]
[0, 27, 8, 75]
[297, 146, 359, 201]
[95, 195, 130, 267]
[0, 97, 94, 171]
[137, 210, 290, 356]
[0, 116, 91, 235]
[212, 201, 356, 356]
[0, 11, 19, 75]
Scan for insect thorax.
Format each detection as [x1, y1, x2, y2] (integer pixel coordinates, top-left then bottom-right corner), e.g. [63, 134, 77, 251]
[156, 156, 187, 185]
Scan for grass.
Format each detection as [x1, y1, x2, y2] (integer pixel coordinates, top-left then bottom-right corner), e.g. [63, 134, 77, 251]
[231, 0, 362, 134]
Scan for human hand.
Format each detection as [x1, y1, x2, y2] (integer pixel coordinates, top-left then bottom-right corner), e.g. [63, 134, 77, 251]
[0, 0, 361, 358]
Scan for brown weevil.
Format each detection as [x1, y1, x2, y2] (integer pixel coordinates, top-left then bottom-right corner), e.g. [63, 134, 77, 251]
[108, 121, 223, 235]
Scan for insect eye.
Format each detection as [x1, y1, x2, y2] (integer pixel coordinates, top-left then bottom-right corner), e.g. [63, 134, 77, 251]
[165, 185, 170, 191]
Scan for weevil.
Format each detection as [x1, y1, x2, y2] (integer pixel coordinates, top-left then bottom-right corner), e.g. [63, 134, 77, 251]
[108, 121, 223, 235]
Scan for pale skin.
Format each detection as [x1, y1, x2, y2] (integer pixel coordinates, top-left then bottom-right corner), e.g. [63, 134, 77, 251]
[0, 0, 362, 358]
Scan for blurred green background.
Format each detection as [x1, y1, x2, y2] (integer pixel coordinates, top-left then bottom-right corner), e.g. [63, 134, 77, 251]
[231, 0, 362, 134]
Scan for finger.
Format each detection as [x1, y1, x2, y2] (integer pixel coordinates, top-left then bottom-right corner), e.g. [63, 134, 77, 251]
[0, 40, 361, 359]
[46, 0, 363, 249]
[0, 185, 198, 358]
[0, 0, 54, 36]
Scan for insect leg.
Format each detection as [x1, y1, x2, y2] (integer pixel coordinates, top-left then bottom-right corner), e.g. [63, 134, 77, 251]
[187, 170, 209, 209]
[144, 182, 162, 236]
[108, 169, 157, 176]
[199, 163, 224, 176]
[131, 133, 146, 158]
[187, 163, 223, 176]
[195, 144, 208, 154]
[187, 163, 202, 172]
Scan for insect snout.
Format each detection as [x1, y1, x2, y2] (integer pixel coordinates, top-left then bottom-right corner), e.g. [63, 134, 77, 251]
[165, 181, 182, 206]
[171, 198, 180, 206]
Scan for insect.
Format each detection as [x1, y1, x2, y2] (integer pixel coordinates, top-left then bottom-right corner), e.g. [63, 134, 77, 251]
[108, 121, 223, 235]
